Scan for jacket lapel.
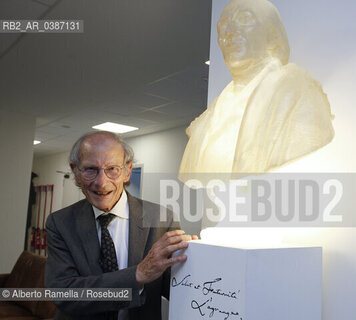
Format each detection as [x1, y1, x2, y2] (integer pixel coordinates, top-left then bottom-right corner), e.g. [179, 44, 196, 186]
[127, 193, 150, 267]
[75, 200, 103, 275]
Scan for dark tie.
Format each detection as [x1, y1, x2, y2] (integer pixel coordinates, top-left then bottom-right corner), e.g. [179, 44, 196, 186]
[97, 213, 118, 273]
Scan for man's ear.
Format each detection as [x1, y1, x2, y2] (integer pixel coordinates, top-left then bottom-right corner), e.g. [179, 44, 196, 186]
[123, 162, 133, 183]
[70, 163, 76, 171]
[70, 163, 81, 186]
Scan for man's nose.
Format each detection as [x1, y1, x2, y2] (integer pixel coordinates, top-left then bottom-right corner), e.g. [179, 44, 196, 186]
[94, 168, 108, 186]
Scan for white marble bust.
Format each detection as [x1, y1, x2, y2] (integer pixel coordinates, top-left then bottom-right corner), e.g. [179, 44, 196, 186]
[179, 0, 334, 184]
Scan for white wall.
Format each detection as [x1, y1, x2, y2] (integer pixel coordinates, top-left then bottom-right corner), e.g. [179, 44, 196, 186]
[126, 126, 188, 198]
[127, 126, 188, 173]
[0, 110, 36, 273]
[209, 1, 356, 319]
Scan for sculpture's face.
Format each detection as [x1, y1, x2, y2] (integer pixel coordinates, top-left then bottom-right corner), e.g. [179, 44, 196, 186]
[218, 3, 269, 69]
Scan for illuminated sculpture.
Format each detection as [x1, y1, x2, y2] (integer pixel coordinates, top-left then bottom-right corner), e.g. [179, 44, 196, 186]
[179, 0, 334, 182]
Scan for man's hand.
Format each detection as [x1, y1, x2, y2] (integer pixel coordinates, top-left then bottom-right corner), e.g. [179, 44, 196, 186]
[136, 230, 198, 286]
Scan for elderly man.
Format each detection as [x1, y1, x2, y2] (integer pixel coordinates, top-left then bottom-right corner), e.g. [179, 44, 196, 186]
[45, 131, 196, 320]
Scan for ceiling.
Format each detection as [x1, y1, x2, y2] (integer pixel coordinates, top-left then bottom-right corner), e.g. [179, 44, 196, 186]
[0, 0, 212, 157]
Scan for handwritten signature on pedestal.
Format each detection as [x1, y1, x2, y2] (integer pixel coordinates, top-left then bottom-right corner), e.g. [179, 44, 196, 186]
[171, 274, 242, 320]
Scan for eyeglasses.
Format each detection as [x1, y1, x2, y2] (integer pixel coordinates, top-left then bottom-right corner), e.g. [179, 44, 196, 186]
[78, 165, 125, 181]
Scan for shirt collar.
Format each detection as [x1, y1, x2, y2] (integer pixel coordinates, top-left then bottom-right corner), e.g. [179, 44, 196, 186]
[92, 189, 129, 220]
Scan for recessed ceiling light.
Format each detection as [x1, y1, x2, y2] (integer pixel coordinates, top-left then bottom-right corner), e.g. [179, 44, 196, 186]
[33, 140, 41, 145]
[92, 122, 138, 134]
[205, 60, 210, 65]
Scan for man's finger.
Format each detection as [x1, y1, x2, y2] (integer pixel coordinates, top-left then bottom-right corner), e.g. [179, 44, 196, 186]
[166, 254, 188, 267]
[151, 233, 190, 256]
[165, 234, 192, 245]
[164, 230, 185, 240]
[163, 241, 189, 256]
[181, 235, 195, 241]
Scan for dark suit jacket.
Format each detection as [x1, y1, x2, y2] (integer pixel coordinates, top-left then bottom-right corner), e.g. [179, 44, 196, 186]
[45, 193, 177, 320]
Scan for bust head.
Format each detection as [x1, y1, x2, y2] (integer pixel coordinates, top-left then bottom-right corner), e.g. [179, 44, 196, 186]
[218, 0, 290, 72]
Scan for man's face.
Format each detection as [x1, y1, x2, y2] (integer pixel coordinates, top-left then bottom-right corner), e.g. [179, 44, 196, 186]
[73, 135, 132, 212]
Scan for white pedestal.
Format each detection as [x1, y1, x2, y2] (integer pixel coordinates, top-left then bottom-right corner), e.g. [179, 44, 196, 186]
[169, 241, 322, 320]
